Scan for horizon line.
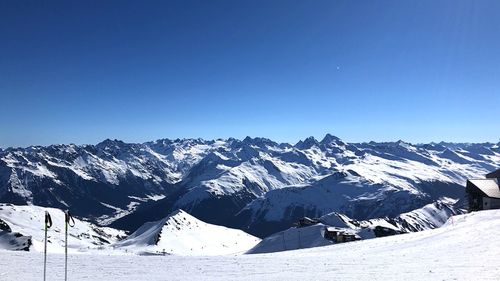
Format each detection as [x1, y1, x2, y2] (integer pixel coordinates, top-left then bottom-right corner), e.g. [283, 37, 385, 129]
[1, 134, 499, 150]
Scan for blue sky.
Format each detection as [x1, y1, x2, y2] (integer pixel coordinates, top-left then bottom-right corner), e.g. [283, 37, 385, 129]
[1, 0, 499, 147]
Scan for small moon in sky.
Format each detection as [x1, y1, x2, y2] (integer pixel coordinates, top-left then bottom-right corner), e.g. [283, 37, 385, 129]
[336, 66, 340, 70]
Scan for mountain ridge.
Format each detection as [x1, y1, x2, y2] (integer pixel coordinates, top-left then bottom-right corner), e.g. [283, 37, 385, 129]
[3, 134, 499, 151]
[1, 134, 498, 237]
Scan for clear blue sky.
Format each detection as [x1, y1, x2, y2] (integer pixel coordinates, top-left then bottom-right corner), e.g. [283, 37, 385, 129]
[1, 0, 499, 148]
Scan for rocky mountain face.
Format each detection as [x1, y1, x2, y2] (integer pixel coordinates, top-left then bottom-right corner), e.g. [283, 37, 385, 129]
[1, 135, 498, 237]
[0, 216, 32, 251]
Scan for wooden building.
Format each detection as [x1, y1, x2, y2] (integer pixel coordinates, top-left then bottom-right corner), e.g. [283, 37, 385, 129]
[466, 169, 500, 211]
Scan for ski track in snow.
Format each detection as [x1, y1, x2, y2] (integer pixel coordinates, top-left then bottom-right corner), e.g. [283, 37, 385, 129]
[1, 210, 499, 280]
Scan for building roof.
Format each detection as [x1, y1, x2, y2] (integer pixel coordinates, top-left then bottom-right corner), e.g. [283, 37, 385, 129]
[325, 226, 357, 235]
[486, 169, 500, 179]
[468, 179, 500, 199]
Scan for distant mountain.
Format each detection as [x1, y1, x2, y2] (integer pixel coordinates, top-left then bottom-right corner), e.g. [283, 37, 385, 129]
[113, 209, 260, 255]
[0, 136, 498, 237]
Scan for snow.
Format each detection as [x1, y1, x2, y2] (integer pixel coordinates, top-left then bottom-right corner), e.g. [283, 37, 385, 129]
[146, 194, 166, 201]
[1, 210, 499, 280]
[96, 203, 137, 226]
[395, 197, 460, 230]
[0, 204, 126, 253]
[1, 136, 498, 236]
[7, 170, 33, 200]
[127, 194, 166, 202]
[114, 209, 260, 256]
[0, 204, 259, 256]
[247, 199, 461, 254]
[46, 159, 95, 181]
[246, 223, 336, 254]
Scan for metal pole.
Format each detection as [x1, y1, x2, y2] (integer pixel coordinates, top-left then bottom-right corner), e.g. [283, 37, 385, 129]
[64, 210, 74, 281]
[65, 217, 68, 281]
[43, 212, 48, 281]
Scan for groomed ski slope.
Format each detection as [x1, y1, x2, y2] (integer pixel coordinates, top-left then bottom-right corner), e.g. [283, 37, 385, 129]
[1, 210, 499, 280]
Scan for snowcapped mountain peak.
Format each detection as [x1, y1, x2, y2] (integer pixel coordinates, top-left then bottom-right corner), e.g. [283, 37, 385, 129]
[168, 208, 188, 217]
[242, 136, 255, 143]
[295, 136, 320, 149]
[162, 209, 193, 223]
[97, 138, 126, 148]
[320, 134, 342, 144]
[1, 136, 498, 238]
[148, 138, 173, 147]
[159, 209, 208, 233]
[395, 139, 409, 145]
[242, 136, 277, 148]
[114, 209, 260, 255]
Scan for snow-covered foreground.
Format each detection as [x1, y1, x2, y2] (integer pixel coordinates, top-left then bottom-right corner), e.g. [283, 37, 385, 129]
[1, 210, 499, 280]
[0, 204, 260, 256]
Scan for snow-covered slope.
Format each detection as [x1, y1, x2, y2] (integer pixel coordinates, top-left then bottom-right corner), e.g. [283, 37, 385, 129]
[247, 198, 462, 254]
[1, 210, 500, 280]
[320, 197, 463, 234]
[114, 209, 260, 255]
[384, 197, 462, 231]
[0, 204, 126, 253]
[1, 135, 498, 236]
[246, 223, 350, 254]
[235, 171, 467, 237]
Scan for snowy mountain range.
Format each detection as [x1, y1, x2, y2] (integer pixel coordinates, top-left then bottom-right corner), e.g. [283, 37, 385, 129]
[1, 135, 498, 237]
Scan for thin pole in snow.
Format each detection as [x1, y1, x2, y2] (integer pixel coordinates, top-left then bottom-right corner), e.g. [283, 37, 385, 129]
[44, 219, 47, 281]
[65, 214, 68, 281]
[64, 210, 75, 281]
[43, 211, 52, 281]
